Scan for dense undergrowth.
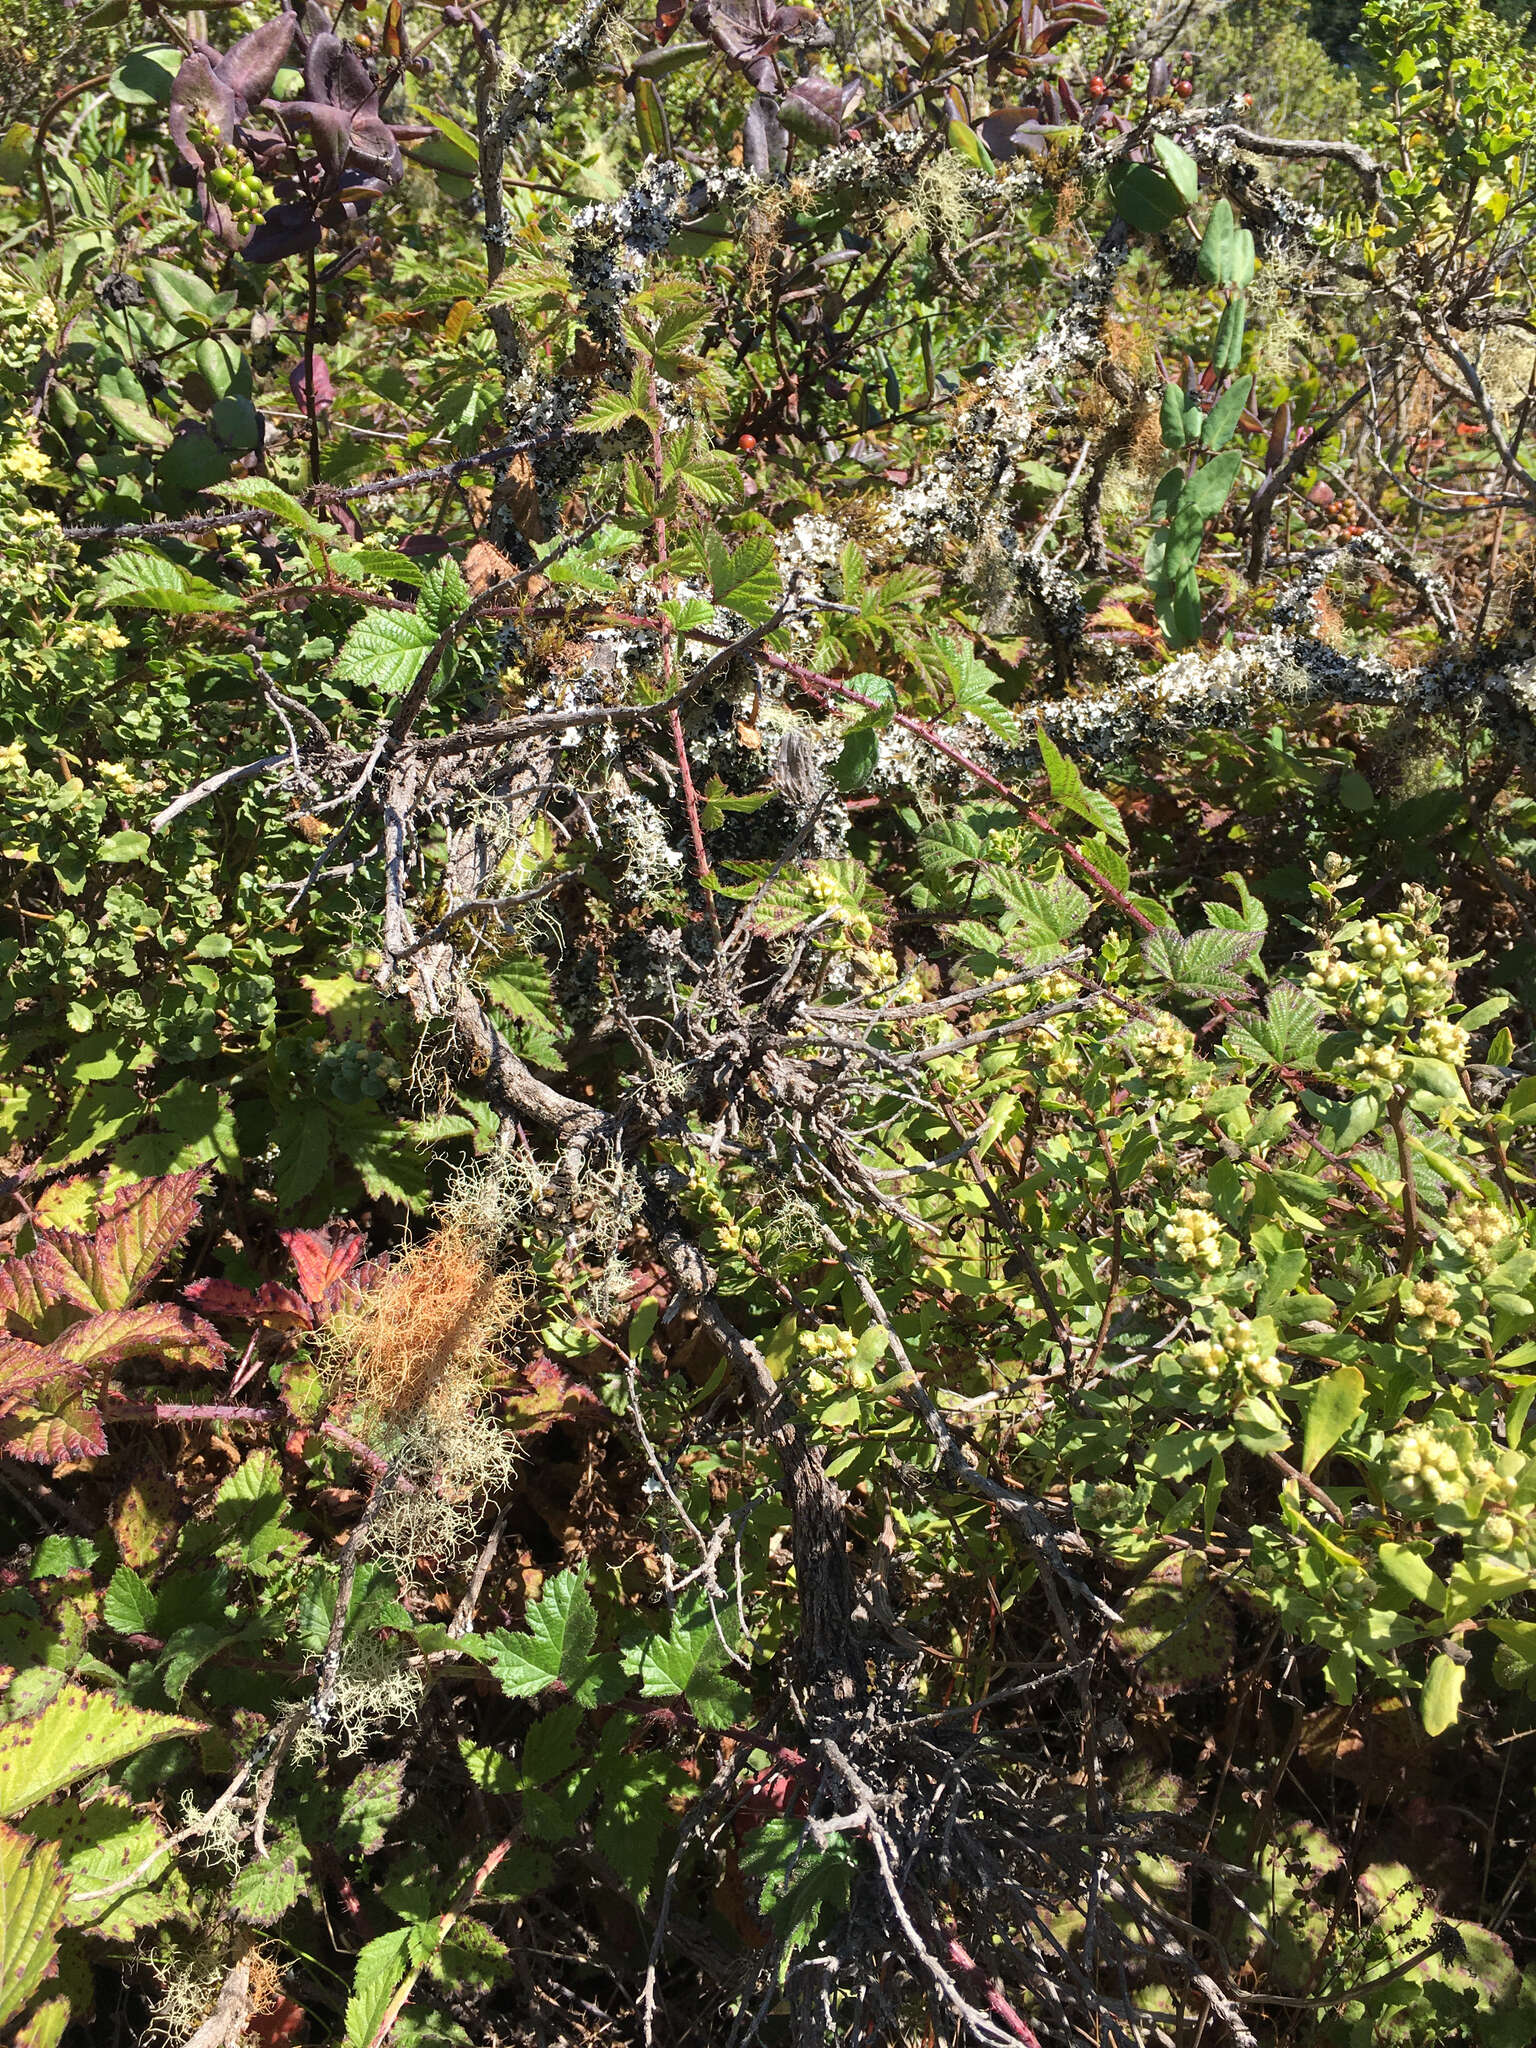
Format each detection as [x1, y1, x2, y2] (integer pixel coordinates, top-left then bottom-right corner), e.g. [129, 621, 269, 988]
[2, 0, 1536, 2039]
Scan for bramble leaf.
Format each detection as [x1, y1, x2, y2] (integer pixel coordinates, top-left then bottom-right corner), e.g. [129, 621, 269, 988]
[482, 1570, 599, 1700]
[0, 1822, 68, 2027]
[0, 1686, 201, 1817]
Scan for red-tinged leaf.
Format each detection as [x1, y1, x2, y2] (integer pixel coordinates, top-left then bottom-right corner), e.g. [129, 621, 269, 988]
[185, 1276, 317, 1329]
[505, 1353, 604, 1436]
[0, 1339, 84, 1415]
[0, 1245, 98, 1342]
[95, 1169, 209, 1309]
[183, 1278, 267, 1318]
[0, 1385, 108, 1464]
[49, 1306, 228, 1375]
[41, 1170, 206, 1314]
[249, 1997, 308, 2047]
[280, 1226, 367, 1307]
[654, 0, 686, 40]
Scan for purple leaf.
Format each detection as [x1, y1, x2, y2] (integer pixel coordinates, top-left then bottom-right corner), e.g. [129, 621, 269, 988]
[242, 203, 325, 265]
[977, 107, 1048, 159]
[305, 32, 381, 117]
[285, 98, 355, 175]
[215, 13, 296, 110]
[288, 352, 336, 407]
[779, 74, 844, 145]
[743, 91, 787, 173]
[168, 54, 238, 166]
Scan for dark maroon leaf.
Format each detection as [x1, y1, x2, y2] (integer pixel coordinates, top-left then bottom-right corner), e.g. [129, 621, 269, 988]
[304, 32, 380, 118]
[977, 107, 1048, 158]
[742, 91, 787, 173]
[1266, 401, 1291, 473]
[243, 203, 324, 266]
[779, 75, 845, 145]
[168, 54, 238, 166]
[288, 353, 336, 407]
[216, 13, 296, 110]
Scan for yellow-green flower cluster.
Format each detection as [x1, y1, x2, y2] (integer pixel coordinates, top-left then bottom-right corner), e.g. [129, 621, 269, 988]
[1345, 1036, 1406, 1083]
[1418, 1017, 1470, 1065]
[1386, 1420, 1508, 1532]
[1159, 1201, 1226, 1273]
[1306, 909, 1456, 1025]
[1402, 1274, 1461, 1340]
[1444, 1197, 1511, 1271]
[800, 1323, 875, 1394]
[1183, 1311, 1286, 1392]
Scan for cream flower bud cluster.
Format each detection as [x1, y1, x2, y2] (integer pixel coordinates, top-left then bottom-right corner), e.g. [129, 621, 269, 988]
[1481, 1508, 1526, 1552]
[1417, 1017, 1469, 1065]
[1445, 1197, 1510, 1270]
[800, 1324, 876, 1394]
[1389, 1423, 1494, 1509]
[1346, 1037, 1406, 1082]
[856, 947, 900, 988]
[1183, 1314, 1285, 1391]
[1160, 1203, 1225, 1272]
[801, 1325, 859, 1362]
[1403, 1275, 1460, 1338]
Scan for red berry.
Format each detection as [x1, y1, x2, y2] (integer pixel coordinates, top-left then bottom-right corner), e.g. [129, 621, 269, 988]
[1088, 74, 1107, 96]
[737, 433, 757, 452]
[1174, 78, 1193, 97]
[1113, 71, 1132, 89]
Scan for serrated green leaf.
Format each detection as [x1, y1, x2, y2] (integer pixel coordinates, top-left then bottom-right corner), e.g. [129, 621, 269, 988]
[229, 1830, 308, 1925]
[102, 1567, 155, 1636]
[335, 1760, 407, 1856]
[0, 1686, 201, 1817]
[94, 551, 238, 614]
[703, 532, 780, 624]
[344, 1927, 414, 2048]
[1223, 984, 1323, 1069]
[520, 1703, 584, 1786]
[1036, 725, 1127, 846]
[214, 479, 336, 538]
[482, 1570, 598, 1699]
[416, 557, 470, 636]
[0, 1822, 67, 2027]
[334, 608, 437, 695]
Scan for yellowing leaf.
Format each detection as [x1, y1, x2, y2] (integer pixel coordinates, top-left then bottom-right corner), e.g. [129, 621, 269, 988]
[1420, 1652, 1464, 1737]
[0, 1685, 201, 1818]
[0, 1821, 68, 2026]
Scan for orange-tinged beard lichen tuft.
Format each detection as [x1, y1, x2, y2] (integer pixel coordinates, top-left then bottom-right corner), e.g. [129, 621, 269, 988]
[322, 1224, 522, 1424]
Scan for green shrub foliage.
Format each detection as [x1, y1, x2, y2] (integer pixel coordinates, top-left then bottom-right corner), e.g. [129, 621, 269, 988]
[1, 0, 1535, 2037]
